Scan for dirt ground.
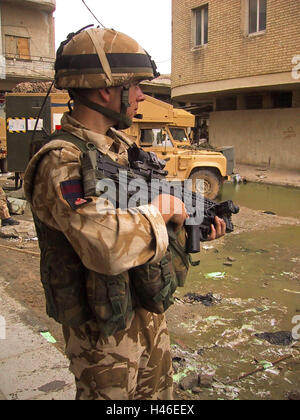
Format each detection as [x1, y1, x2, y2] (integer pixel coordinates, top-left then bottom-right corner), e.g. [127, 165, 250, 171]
[0, 169, 299, 400]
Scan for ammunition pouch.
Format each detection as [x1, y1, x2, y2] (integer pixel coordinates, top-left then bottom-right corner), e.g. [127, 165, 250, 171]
[86, 270, 134, 337]
[130, 226, 190, 314]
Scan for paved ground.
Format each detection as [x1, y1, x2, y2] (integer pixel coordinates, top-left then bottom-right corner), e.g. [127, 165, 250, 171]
[0, 277, 76, 400]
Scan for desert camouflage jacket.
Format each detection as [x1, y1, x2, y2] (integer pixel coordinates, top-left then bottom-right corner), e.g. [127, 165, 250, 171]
[24, 112, 169, 276]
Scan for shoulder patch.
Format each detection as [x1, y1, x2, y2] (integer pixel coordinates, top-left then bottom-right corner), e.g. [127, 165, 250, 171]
[60, 180, 91, 210]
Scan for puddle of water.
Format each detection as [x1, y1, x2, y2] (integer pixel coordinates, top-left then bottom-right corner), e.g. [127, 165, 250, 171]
[171, 224, 300, 400]
[218, 181, 300, 220]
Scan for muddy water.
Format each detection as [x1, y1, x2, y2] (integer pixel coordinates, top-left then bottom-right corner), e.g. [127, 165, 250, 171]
[218, 181, 300, 219]
[170, 183, 300, 400]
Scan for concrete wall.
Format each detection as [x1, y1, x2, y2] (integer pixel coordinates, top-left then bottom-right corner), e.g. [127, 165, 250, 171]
[209, 108, 300, 170]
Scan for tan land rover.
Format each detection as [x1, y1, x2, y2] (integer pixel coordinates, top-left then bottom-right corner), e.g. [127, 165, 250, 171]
[124, 95, 235, 199]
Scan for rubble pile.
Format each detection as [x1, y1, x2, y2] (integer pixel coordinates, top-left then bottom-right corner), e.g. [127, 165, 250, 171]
[12, 81, 64, 93]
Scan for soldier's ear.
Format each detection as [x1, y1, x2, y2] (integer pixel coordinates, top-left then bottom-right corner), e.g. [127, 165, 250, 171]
[98, 88, 111, 103]
[98, 87, 122, 105]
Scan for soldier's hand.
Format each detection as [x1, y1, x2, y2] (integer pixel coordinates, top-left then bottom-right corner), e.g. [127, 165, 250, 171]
[207, 216, 226, 241]
[151, 194, 188, 230]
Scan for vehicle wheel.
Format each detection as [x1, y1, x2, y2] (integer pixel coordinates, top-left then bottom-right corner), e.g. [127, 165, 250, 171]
[189, 169, 221, 200]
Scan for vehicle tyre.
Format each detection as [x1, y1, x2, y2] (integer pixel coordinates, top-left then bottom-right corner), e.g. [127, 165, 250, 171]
[189, 169, 221, 200]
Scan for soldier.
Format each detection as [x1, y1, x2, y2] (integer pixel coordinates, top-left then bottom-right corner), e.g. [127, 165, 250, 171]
[24, 26, 226, 400]
[0, 185, 19, 227]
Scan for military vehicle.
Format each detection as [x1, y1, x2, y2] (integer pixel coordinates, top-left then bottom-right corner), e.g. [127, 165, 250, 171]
[124, 95, 235, 199]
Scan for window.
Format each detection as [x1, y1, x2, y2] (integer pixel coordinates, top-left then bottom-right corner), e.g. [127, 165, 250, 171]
[140, 128, 173, 147]
[169, 128, 188, 143]
[5, 35, 30, 60]
[194, 5, 208, 46]
[249, 0, 267, 34]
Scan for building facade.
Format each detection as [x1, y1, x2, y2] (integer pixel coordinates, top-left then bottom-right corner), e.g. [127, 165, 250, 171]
[0, 0, 55, 170]
[0, 0, 55, 93]
[172, 0, 300, 170]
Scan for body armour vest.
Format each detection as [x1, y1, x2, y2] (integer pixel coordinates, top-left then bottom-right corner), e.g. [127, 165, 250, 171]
[29, 130, 189, 336]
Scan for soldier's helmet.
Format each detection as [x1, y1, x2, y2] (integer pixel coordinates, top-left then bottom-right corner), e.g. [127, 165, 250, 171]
[55, 26, 159, 90]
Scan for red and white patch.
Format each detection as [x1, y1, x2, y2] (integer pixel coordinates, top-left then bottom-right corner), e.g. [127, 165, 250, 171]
[74, 198, 88, 206]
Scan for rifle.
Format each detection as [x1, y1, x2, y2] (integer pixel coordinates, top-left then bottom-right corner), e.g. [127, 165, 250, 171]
[81, 143, 239, 253]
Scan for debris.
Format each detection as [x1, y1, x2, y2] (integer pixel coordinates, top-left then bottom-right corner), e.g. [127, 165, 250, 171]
[38, 380, 66, 393]
[12, 81, 63, 93]
[284, 289, 300, 295]
[205, 272, 225, 279]
[0, 230, 19, 239]
[226, 354, 294, 384]
[258, 360, 273, 370]
[173, 366, 196, 384]
[232, 174, 243, 184]
[7, 197, 27, 215]
[177, 370, 215, 391]
[174, 296, 185, 304]
[254, 331, 295, 346]
[223, 262, 233, 266]
[286, 391, 300, 400]
[0, 244, 40, 257]
[257, 175, 267, 179]
[192, 386, 202, 394]
[179, 372, 199, 391]
[0, 221, 36, 239]
[202, 244, 214, 250]
[171, 347, 187, 372]
[184, 292, 221, 306]
[172, 356, 184, 363]
[40, 331, 56, 343]
[262, 211, 276, 215]
[199, 373, 214, 388]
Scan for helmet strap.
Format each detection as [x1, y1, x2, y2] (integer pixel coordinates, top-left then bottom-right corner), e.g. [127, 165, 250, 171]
[69, 87, 132, 130]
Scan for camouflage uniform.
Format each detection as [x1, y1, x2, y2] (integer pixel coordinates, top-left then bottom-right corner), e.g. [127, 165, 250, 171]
[0, 186, 10, 220]
[24, 112, 174, 400]
[63, 309, 172, 400]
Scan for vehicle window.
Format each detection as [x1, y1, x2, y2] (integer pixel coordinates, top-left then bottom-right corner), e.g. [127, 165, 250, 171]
[140, 129, 173, 147]
[169, 128, 188, 142]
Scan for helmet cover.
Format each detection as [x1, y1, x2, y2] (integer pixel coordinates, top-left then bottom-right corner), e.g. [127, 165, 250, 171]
[55, 27, 159, 90]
